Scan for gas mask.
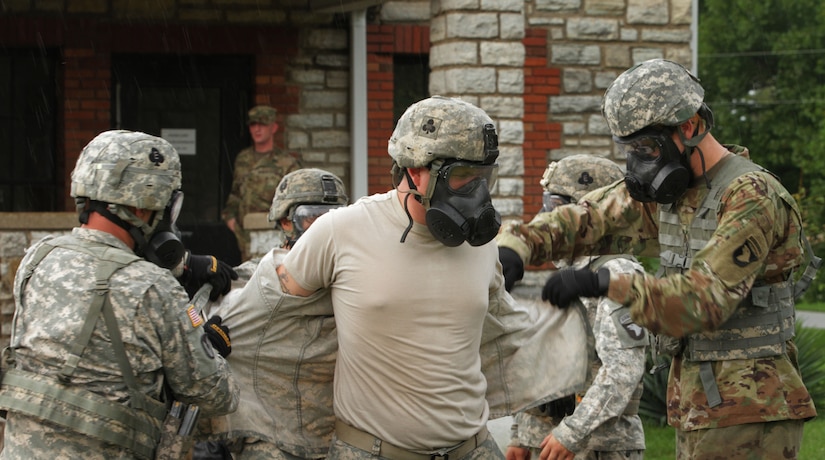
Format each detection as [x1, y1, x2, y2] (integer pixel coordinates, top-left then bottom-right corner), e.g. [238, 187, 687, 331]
[283, 203, 343, 247]
[540, 193, 571, 214]
[422, 160, 501, 247]
[141, 190, 186, 269]
[616, 127, 692, 204]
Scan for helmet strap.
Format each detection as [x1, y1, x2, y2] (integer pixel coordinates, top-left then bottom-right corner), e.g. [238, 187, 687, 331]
[89, 201, 155, 253]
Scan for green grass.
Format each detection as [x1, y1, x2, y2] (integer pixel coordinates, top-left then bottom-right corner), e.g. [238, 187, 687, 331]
[797, 302, 825, 313]
[643, 417, 825, 459]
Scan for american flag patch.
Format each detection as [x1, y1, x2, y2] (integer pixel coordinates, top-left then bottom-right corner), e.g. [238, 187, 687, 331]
[187, 305, 204, 327]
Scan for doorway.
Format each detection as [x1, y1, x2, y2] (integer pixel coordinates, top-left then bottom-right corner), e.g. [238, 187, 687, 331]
[113, 54, 252, 265]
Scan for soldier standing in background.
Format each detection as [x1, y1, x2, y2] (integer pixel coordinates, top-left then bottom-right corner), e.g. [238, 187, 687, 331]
[223, 105, 303, 261]
[0, 130, 239, 459]
[497, 59, 817, 460]
[502, 155, 647, 460]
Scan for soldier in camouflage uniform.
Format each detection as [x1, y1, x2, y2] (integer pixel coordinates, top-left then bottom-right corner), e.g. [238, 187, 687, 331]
[199, 168, 349, 460]
[504, 155, 647, 460]
[497, 59, 817, 459]
[223, 105, 303, 261]
[0, 130, 240, 459]
[275, 96, 592, 460]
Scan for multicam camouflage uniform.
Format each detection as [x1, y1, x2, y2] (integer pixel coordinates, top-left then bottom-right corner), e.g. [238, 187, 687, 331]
[223, 106, 302, 260]
[510, 255, 647, 460]
[499, 60, 816, 459]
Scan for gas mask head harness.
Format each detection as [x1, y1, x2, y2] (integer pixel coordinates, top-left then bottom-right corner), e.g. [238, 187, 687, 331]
[80, 189, 186, 269]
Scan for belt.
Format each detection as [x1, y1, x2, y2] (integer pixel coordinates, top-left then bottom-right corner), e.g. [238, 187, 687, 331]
[334, 419, 488, 460]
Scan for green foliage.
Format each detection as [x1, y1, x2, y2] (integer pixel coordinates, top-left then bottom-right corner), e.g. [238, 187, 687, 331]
[639, 355, 670, 427]
[699, 0, 825, 301]
[639, 323, 825, 427]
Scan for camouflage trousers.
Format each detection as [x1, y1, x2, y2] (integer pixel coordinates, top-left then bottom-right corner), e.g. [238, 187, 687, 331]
[327, 432, 504, 460]
[523, 447, 643, 460]
[235, 438, 325, 460]
[676, 420, 804, 460]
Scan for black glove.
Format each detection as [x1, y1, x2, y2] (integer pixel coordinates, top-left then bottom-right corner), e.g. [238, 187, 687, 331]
[204, 315, 231, 358]
[498, 246, 525, 292]
[541, 267, 610, 308]
[538, 394, 577, 418]
[185, 254, 238, 301]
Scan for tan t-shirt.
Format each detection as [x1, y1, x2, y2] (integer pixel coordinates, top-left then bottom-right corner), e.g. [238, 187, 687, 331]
[283, 190, 495, 451]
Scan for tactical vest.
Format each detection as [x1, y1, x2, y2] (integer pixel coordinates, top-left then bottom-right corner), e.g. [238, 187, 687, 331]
[656, 154, 820, 407]
[0, 235, 167, 459]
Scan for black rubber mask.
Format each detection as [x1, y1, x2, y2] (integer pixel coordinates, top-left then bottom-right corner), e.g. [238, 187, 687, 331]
[617, 127, 691, 204]
[425, 160, 501, 247]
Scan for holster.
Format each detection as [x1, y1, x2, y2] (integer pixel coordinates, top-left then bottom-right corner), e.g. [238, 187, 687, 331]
[154, 403, 196, 460]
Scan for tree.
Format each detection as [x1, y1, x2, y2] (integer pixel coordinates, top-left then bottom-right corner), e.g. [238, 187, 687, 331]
[699, 0, 825, 300]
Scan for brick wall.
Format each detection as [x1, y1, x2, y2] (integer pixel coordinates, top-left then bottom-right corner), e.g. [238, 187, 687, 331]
[366, 24, 431, 195]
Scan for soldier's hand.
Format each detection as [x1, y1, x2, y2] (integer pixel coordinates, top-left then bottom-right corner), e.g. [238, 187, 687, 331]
[185, 254, 238, 301]
[541, 267, 609, 308]
[499, 246, 525, 292]
[539, 433, 574, 460]
[506, 446, 531, 460]
[204, 316, 232, 358]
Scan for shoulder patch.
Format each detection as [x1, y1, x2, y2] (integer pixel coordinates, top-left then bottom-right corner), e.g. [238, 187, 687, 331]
[733, 235, 763, 267]
[611, 307, 648, 348]
[187, 305, 204, 328]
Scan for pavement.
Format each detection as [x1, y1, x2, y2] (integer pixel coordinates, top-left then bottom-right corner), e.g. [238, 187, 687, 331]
[486, 309, 825, 453]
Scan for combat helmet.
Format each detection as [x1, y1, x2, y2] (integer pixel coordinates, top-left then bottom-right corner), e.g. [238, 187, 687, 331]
[541, 154, 624, 202]
[388, 96, 499, 168]
[71, 130, 181, 212]
[268, 168, 348, 225]
[602, 59, 705, 137]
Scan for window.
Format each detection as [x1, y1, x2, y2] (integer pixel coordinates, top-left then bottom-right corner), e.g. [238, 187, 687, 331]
[393, 54, 429, 125]
[0, 50, 58, 211]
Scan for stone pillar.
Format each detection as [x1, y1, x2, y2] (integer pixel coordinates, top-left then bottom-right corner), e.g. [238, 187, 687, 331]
[429, 0, 526, 217]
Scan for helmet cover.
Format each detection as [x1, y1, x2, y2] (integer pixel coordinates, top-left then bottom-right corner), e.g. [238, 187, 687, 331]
[541, 154, 624, 201]
[70, 130, 181, 211]
[388, 96, 499, 168]
[268, 168, 348, 224]
[602, 59, 705, 137]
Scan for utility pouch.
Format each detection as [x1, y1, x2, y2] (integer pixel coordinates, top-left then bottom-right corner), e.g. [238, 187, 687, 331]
[155, 402, 199, 460]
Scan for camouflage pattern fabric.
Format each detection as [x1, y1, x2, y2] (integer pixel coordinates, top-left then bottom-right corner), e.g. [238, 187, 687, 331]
[199, 249, 336, 459]
[327, 431, 505, 460]
[510, 256, 647, 457]
[601, 59, 705, 137]
[0, 228, 239, 459]
[676, 419, 804, 460]
[540, 154, 624, 202]
[70, 130, 182, 211]
[388, 96, 498, 168]
[222, 146, 302, 259]
[495, 145, 816, 432]
[247, 105, 277, 125]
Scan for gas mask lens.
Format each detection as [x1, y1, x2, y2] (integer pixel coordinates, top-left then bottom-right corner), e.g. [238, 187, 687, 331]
[167, 190, 184, 224]
[438, 161, 498, 193]
[291, 204, 342, 234]
[613, 128, 669, 161]
[540, 193, 571, 213]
